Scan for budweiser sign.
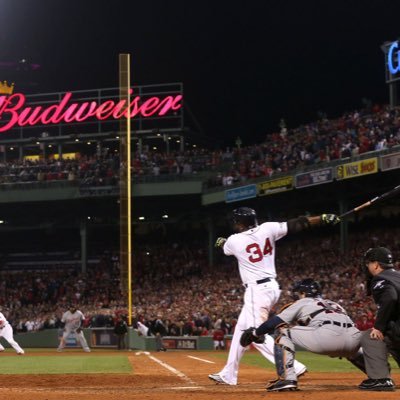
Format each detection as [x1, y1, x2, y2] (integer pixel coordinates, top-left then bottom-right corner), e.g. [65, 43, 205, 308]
[0, 89, 183, 132]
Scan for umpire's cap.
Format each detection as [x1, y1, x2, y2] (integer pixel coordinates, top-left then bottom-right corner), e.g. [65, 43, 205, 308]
[293, 278, 322, 298]
[364, 247, 394, 269]
[232, 207, 258, 229]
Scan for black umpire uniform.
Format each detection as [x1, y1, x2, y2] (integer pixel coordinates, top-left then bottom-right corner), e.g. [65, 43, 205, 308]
[151, 317, 167, 352]
[114, 316, 128, 350]
[359, 247, 400, 392]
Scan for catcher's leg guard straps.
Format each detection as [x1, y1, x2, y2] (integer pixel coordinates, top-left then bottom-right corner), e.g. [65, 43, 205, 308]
[274, 330, 296, 381]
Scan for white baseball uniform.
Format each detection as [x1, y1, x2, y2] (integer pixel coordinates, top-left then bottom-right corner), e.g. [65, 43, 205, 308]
[137, 321, 150, 336]
[216, 221, 306, 385]
[270, 296, 361, 382]
[0, 312, 24, 354]
[58, 309, 90, 352]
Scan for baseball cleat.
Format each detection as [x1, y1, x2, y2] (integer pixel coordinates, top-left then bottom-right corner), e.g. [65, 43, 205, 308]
[83, 348, 91, 352]
[267, 369, 306, 388]
[208, 373, 234, 385]
[56, 348, 63, 352]
[266, 379, 298, 392]
[17, 351, 25, 355]
[358, 378, 395, 391]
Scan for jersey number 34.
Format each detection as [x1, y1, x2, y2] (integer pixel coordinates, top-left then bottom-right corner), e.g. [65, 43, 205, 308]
[246, 238, 273, 263]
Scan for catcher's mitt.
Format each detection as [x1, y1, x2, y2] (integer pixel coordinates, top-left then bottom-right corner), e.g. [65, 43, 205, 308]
[240, 327, 265, 347]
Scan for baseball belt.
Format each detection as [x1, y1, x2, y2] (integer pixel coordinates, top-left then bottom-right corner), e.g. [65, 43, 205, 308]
[244, 277, 272, 288]
[321, 320, 354, 328]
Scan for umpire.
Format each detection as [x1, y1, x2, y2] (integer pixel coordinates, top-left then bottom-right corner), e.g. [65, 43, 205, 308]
[359, 247, 400, 392]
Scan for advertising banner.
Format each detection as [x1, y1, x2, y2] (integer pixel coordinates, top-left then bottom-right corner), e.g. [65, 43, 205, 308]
[91, 328, 118, 347]
[381, 152, 400, 171]
[162, 337, 197, 350]
[225, 184, 257, 203]
[336, 158, 378, 180]
[258, 176, 293, 196]
[295, 168, 333, 188]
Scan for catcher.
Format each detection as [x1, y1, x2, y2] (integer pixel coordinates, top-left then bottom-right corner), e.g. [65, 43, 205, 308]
[240, 279, 364, 392]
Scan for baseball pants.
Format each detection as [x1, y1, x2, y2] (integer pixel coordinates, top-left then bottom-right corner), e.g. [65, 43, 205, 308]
[60, 328, 90, 351]
[277, 323, 360, 381]
[0, 324, 24, 354]
[360, 329, 400, 379]
[217, 279, 306, 385]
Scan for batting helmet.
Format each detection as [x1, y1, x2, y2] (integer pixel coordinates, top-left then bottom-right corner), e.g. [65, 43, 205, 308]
[364, 247, 394, 269]
[232, 207, 258, 229]
[293, 278, 322, 298]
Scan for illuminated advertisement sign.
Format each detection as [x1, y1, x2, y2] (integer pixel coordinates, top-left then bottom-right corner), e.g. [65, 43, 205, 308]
[388, 41, 400, 75]
[258, 176, 293, 196]
[0, 89, 183, 133]
[336, 157, 378, 180]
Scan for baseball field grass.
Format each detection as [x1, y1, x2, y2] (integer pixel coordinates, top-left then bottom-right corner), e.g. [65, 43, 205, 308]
[0, 348, 398, 375]
[0, 349, 132, 374]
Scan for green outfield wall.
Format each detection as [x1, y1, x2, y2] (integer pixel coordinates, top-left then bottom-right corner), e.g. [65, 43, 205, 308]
[8, 328, 215, 351]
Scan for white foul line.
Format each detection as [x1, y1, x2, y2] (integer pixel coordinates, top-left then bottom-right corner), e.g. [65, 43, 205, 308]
[147, 355, 200, 387]
[187, 355, 215, 364]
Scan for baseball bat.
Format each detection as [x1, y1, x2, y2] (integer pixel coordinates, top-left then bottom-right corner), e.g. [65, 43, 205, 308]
[339, 184, 400, 219]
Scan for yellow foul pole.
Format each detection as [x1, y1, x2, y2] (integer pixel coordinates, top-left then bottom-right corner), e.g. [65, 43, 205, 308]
[119, 54, 132, 325]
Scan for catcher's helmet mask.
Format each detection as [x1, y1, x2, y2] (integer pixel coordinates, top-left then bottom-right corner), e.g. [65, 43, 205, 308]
[293, 278, 322, 298]
[364, 247, 394, 269]
[232, 207, 258, 231]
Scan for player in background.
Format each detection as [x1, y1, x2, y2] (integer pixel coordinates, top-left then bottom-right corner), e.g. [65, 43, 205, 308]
[209, 207, 340, 385]
[241, 278, 363, 392]
[136, 320, 150, 337]
[0, 311, 25, 354]
[57, 305, 91, 352]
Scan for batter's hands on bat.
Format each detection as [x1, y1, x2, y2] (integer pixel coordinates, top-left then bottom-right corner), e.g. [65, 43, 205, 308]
[321, 214, 341, 226]
[215, 237, 227, 248]
[240, 327, 265, 347]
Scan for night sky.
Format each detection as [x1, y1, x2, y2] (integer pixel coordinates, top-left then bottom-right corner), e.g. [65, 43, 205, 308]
[1, 0, 400, 145]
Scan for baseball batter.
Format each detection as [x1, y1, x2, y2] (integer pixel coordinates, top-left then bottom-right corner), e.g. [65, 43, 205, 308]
[0, 311, 24, 354]
[57, 305, 90, 352]
[241, 278, 362, 391]
[209, 207, 340, 385]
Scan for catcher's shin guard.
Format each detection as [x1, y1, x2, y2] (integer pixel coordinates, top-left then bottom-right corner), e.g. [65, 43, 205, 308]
[274, 330, 296, 381]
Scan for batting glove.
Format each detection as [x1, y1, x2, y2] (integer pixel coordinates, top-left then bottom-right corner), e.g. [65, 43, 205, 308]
[215, 237, 227, 248]
[321, 214, 341, 226]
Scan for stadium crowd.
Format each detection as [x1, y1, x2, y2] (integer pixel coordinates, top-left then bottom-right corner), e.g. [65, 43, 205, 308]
[0, 104, 399, 187]
[0, 154, 119, 187]
[1, 224, 398, 337]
